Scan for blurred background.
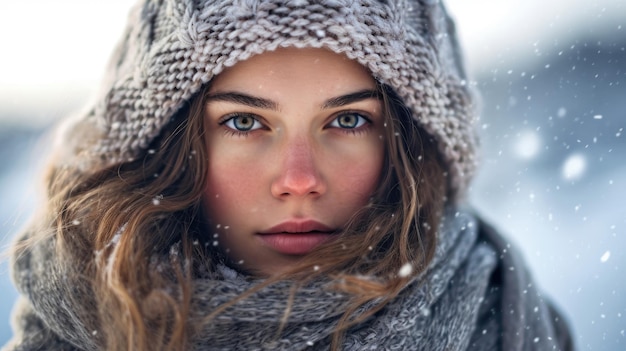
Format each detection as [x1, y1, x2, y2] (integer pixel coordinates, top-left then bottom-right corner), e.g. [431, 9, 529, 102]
[0, 1, 624, 349]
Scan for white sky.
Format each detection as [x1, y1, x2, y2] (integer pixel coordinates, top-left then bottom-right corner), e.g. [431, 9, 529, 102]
[0, 0, 623, 125]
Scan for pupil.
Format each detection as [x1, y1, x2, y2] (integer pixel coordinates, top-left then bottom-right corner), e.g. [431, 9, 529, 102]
[339, 114, 357, 128]
[235, 116, 253, 130]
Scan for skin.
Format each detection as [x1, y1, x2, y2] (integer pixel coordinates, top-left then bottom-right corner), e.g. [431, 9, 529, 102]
[202, 47, 385, 276]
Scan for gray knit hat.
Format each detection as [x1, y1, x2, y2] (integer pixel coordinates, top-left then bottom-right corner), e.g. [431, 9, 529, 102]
[65, 0, 478, 200]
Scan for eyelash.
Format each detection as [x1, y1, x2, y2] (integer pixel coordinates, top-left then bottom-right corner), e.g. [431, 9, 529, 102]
[218, 111, 372, 136]
[218, 113, 265, 137]
[327, 111, 371, 135]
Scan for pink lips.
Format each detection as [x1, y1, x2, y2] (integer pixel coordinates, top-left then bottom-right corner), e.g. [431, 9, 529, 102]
[257, 220, 337, 255]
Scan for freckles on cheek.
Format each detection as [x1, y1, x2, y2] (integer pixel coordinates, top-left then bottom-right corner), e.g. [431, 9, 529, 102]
[331, 156, 383, 199]
[326, 141, 384, 199]
[341, 166, 381, 198]
[205, 158, 265, 211]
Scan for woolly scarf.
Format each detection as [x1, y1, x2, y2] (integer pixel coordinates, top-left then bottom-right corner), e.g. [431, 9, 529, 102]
[5, 210, 572, 350]
[187, 210, 493, 350]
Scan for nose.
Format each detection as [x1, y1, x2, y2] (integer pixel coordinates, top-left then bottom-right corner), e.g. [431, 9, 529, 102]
[270, 138, 326, 199]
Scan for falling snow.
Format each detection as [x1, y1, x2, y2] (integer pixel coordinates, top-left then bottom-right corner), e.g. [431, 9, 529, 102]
[398, 263, 413, 277]
[152, 195, 163, 205]
[561, 154, 587, 180]
[0, 2, 625, 350]
[600, 251, 611, 263]
[515, 130, 541, 159]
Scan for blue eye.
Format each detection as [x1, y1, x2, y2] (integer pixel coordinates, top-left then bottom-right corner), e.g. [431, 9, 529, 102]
[223, 114, 263, 132]
[329, 112, 368, 129]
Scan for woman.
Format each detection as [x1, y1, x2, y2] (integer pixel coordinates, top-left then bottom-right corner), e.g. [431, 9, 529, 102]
[4, 0, 573, 350]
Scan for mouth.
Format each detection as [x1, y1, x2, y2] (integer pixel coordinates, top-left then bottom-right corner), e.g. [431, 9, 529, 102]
[257, 220, 338, 255]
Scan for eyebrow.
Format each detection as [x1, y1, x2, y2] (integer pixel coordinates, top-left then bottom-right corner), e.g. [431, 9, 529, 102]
[205, 92, 279, 110]
[205, 89, 381, 111]
[321, 89, 381, 109]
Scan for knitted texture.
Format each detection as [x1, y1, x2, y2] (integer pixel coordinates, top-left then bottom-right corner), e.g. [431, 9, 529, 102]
[68, 0, 478, 200]
[4, 209, 573, 350]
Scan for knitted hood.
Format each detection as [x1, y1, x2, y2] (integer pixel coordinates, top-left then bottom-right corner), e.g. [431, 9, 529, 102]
[63, 0, 479, 200]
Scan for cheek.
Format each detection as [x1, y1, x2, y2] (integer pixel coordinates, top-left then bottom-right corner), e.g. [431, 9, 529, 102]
[337, 160, 382, 197]
[203, 154, 266, 218]
[326, 139, 385, 201]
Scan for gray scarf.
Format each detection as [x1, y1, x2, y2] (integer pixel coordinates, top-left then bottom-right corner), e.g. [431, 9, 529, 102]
[187, 210, 493, 350]
[4, 210, 572, 350]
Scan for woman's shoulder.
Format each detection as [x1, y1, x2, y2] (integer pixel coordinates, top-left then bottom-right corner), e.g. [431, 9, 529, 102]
[6, 225, 98, 351]
[2, 297, 81, 351]
[469, 214, 575, 351]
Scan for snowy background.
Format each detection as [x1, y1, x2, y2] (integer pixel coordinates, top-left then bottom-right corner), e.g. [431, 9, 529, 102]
[1, 1, 624, 349]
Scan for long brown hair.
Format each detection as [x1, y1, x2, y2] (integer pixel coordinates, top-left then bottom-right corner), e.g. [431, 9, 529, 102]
[35, 81, 448, 350]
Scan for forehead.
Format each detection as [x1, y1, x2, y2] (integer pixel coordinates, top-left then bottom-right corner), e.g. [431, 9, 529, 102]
[209, 47, 376, 94]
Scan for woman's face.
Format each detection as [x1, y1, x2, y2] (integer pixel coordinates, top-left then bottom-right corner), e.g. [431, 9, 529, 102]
[202, 48, 385, 276]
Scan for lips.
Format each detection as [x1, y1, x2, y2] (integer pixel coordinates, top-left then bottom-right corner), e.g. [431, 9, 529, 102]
[257, 220, 337, 255]
[260, 220, 335, 234]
